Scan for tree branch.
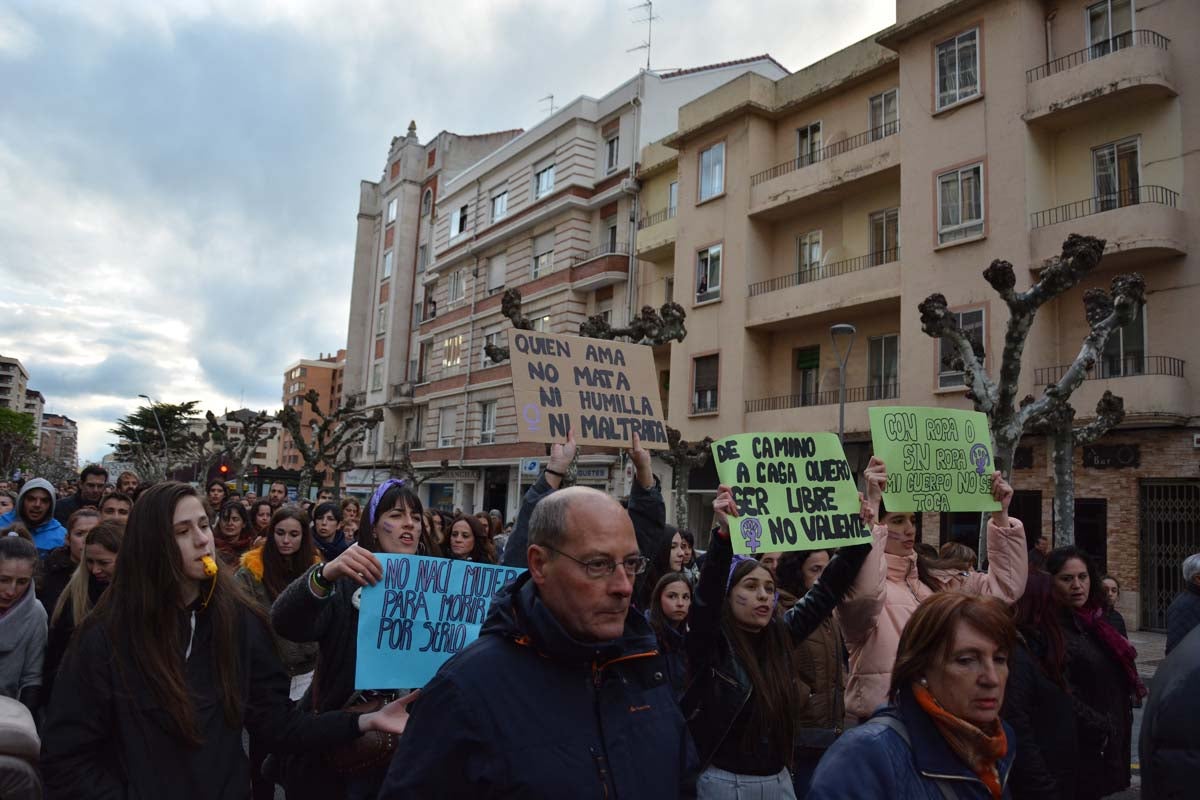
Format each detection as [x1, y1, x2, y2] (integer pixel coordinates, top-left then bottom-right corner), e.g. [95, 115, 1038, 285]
[918, 293, 997, 411]
[1073, 391, 1125, 446]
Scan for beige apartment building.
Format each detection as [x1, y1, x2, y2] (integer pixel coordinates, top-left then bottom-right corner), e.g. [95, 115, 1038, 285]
[0, 355, 29, 412]
[23, 389, 44, 433]
[279, 349, 345, 487]
[659, 0, 1197, 630]
[342, 59, 788, 518]
[40, 413, 78, 470]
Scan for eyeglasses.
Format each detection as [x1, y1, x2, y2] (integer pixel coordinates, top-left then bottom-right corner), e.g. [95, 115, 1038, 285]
[541, 545, 649, 579]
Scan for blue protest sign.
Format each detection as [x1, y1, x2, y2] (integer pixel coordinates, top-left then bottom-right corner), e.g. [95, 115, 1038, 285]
[355, 554, 524, 689]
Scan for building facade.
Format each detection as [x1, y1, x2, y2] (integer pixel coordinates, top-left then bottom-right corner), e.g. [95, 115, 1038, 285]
[40, 413, 78, 470]
[22, 389, 44, 433]
[660, 0, 1198, 631]
[279, 350, 346, 487]
[0, 355, 29, 412]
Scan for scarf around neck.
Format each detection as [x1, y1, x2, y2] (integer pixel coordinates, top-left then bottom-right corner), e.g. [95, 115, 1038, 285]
[1074, 605, 1148, 699]
[913, 683, 1007, 800]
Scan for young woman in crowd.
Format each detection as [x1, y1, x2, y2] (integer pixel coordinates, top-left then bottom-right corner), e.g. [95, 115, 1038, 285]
[236, 506, 322, 800]
[0, 490, 14, 516]
[446, 514, 496, 564]
[809, 592, 1018, 799]
[837, 458, 1027, 722]
[38, 508, 101, 617]
[0, 536, 45, 714]
[678, 528, 700, 584]
[214, 501, 255, 567]
[682, 485, 872, 798]
[43, 521, 124, 698]
[1100, 573, 1128, 637]
[635, 525, 686, 609]
[41, 482, 414, 800]
[272, 479, 441, 800]
[312, 501, 350, 562]
[206, 479, 229, 517]
[340, 497, 361, 542]
[422, 509, 446, 547]
[1046, 546, 1144, 799]
[249, 499, 274, 541]
[645, 571, 691, 699]
[1000, 569, 1080, 799]
[774, 549, 843, 796]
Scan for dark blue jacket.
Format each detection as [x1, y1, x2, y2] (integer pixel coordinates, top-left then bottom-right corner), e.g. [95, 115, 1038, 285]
[1140, 625, 1200, 799]
[1165, 583, 1200, 655]
[378, 572, 698, 799]
[808, 690, 1016, 800]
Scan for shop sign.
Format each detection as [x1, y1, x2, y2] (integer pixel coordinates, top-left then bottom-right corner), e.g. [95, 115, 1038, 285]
[1082, 444, 1140, 469]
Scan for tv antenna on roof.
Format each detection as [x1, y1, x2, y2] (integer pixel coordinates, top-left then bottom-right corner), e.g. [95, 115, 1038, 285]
[628, 1, 660, 71]
[539, 94, 557, 116]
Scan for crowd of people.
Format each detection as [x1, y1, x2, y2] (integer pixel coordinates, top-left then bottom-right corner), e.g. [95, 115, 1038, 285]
[1, 449, 1199, 799]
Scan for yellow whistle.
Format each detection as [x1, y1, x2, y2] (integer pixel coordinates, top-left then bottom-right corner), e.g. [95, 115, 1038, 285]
[201, 556, 218, 577]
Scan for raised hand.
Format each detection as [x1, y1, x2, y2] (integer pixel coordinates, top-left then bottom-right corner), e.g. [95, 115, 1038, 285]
[628, 431, 653, 489]
[990, 471, 1013, 527]
[712, 484, 737, 538]
[861, 457, 887, 525]
[545, 430, 577, 489]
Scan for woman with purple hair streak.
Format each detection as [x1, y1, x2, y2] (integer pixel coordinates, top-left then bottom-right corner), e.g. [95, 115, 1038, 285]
[271, 479, 443, 800]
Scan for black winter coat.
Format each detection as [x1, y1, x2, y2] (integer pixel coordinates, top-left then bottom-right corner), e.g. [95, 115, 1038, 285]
[1140, 625, 1200, 799]
[40, 602, 362, 800]
[1165, 583, 1200, 655]
[1000, 636, 1078, 799]
[681, 532, 869, 772]
[37, 546, 75, 618]
[378, 573, 698, 798]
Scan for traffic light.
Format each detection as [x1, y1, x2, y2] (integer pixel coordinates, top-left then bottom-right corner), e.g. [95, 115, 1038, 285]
[207, 457, 233, 485]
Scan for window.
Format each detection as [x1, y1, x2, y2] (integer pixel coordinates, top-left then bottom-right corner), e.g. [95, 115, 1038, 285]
[937, 163, 984, 244]
[382, 250, 393, 279]
[1101, 301, 1145, 377]
[692, 355, 719, 413]
[534, 164, 556, 199]
[421, 189, 432, 215]
[532, 314, 551, 333]
[604, 217, 618, 253]
[699, 143, 724, 201]
[797, 231, 822, 283]
[442, 335, 463, 368]
[418, 342, 430, 381]
[450, 204, 469, 238]
[386, 197, 398, 223]
[869, 208, 900, 264]
[668, 181, 678, 215]
[1093, 137, 1140, 211]
[793, 347, 820, 406]
[939, 308, 985, 388]
[1088, 0, 1133, 58]
[412, 301, 422, 328]
[869, 89, 899, 138]
[868, 335, 900, 399]
[491, 191, 508, 221]
[487, 252, 506, 291]
[426, 282, 437, 318]
[935, 29, 980, 110]
[438, 408, 456, 447]
[376, 305, 387, 335]
[371, 363, 383, 391]
[797, 123, 822, 167]
[696, 244, 721, 303]
[482, 331, 507, 366]
[411, 407, 425, 445]
[532, 231, 554, 278]
[417, 245, 428, 273]
[605, 136, 620, 173]
[448, 270, 466, 304]
[480, 401, 497, 444]
[665, 277, 674, 304]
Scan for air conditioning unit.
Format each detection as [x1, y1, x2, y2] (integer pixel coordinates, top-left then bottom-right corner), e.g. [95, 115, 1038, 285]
[621, 178, 641, 195]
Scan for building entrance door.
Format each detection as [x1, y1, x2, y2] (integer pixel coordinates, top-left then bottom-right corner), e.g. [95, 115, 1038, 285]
[1140, 480, 1200, 631]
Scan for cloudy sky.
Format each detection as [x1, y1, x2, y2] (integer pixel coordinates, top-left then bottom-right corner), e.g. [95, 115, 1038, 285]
[0, 0, 893, 462]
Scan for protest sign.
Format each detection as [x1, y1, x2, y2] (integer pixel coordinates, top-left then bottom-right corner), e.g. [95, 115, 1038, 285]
[710, 432, 870, 555]
[868, 406, 1001, 513]
[355, 555, 524, 689]
[508, 329, 668, 450]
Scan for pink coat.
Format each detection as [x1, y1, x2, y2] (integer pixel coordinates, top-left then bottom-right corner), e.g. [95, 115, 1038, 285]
[836, 517, 1029, 720]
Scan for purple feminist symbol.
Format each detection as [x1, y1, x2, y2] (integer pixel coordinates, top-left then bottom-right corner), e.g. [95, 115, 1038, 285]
[970, 443, 990, 475]
[522, 403, 542, 432]
[739, 517, 763, 553]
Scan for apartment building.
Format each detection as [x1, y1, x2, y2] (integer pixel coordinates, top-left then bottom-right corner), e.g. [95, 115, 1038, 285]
[23, 389, 44, 433]
[40, 413, 78, 469]
[279, 349, 345, 487]
[342, 59, 789, 517]
[660, 0, 1197, 630]
[0, 355, 29, 412]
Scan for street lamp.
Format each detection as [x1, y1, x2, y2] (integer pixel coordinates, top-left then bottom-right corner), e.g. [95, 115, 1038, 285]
[829, 324, 857, 444]
[138, 393, 170, 477]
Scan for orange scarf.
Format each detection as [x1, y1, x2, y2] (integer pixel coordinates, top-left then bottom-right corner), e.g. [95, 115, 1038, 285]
[913, 683, 1007, 800]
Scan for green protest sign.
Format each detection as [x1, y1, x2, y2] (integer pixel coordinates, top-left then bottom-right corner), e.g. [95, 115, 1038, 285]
[868, 406, 1001, 513]
[710, 432, 870, 555]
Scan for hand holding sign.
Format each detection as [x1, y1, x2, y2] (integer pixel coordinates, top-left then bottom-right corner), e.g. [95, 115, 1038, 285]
[711, 485, 737, 539]
[990, 471, 1013, 528]
[628, 432, 653, 489]
[322, 544, 384, 589]
[357, 689, 420, 735]
[544, 430, 577, 490]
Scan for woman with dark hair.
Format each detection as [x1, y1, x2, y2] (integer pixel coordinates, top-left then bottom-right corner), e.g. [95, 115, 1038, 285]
[38, 507, 101, 617]
[1045, 546, 1144, 799]
[41, 482, 413, 799]
[810, 592, 1018, 799]
[249, 499, 273, 541]
[312, 501, 349, 562]
[1100, 574, 1127, 637]
[446, 514, 496, 564]
[272, 479, 441, 800]
[634, 524, 685, 611]
[683, 485, 871, 797]
[215, 501, 255, 567]
[0, 536, 44, 714]
[206, 479, 229, 516]
[340, 497, 361, 543]
[645, 571, 691, 699]
[678, 528, 700, 584]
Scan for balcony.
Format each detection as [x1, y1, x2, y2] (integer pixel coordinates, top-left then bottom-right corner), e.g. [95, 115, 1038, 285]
[749, 123, 900, 219]
[1025, 31, 1175, 129]
[746, 383, 898, 413]
[745, 251, 901, 330]
[1029, 186, 1186, 270]
[389, 382, 415, 407]
[636, 206, 677, 260]
[569, 242, 630, 290]
[744, 384, 896, 435]
[1034, 355, 1189, 424]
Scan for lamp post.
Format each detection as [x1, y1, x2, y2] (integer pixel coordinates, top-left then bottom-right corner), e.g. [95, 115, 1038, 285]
[829, 324, 857, 444]
[138, 393, 170, 478]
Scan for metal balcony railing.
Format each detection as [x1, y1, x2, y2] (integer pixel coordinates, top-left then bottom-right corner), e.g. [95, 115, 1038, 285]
[1034, 355, 1184, 385]
[745, 383, 899, 413]
[570, 241, 629, 267]
[1030, 185, 1178, 229]
[748, 248, 900, 297]
[750, 121, 900, 186]
[1026, 30, 1170, 83]
[637, 206, 677, 230]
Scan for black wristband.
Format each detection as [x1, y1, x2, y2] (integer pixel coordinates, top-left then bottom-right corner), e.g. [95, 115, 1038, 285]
[312, 563, 333, 590]
[544, 467, 565, 478]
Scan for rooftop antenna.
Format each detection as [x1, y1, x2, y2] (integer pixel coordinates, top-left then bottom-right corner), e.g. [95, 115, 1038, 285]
[539, 94, 557, 117]
[628, 1, 660, 71]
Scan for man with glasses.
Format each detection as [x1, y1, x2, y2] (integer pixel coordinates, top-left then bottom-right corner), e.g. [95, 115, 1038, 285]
[381, 433, 696, 798]
[53, 465, 108, 525]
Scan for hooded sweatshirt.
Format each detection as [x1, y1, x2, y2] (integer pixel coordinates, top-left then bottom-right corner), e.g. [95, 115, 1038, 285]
[0, 584, 47, 699]
[0, 479, 67, 556]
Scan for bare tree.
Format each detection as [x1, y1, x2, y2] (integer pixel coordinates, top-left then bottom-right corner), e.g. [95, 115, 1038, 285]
[277, 392, 382, 498]
[483, 289, 539, 365]
[205, 410, 277, 481]
[578, 302, 689, 345]
[389, 443, 451, 488]
[919, 234, 1144, 555]
[658, 427, 714, 532]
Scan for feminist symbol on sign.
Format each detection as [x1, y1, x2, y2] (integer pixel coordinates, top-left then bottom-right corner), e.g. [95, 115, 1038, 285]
[969, 443, 990, 475]
[522, 403, 542, 432]
[739, 517, 763, 553]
